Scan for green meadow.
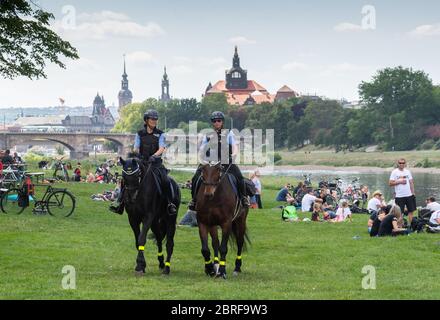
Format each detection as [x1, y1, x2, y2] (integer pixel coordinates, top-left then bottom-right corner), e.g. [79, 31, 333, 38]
[0, 170, 439, 300]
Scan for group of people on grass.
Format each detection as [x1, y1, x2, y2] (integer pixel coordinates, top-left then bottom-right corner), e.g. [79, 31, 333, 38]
[276, 158, 440, 235]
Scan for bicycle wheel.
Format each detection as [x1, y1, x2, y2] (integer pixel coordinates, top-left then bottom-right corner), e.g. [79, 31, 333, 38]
[47, 190, 76, 217]
[0, 189, 26, 214]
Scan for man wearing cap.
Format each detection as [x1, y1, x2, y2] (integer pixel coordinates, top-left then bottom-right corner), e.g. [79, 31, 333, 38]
[109, 109, 177, 215]
[389, 158, 416, 223]
[187, 111, 249, 211]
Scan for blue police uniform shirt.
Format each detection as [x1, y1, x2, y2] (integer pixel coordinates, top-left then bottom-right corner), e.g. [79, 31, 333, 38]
[134, 132, 167, 149]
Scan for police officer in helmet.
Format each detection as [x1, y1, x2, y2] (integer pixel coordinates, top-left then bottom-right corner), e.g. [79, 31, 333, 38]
[188, 111, 250, 211]
[109, 109, 177, 215]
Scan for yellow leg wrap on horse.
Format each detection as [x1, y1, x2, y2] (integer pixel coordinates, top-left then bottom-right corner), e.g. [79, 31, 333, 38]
[138, 246, 145, 251]
[214, 257, 219, 262]
[165, 262, 171, 267]
[236, 256, 242, 260]
[157, 252, 163, 257]
[219, 261, 226, 266]
[205, 260, 212, 265]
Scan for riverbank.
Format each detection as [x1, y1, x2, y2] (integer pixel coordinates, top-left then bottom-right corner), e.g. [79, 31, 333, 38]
[276, 149, 440, 169]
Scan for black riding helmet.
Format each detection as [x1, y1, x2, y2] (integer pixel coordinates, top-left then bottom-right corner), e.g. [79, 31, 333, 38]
[144, 109, 159, 121]
[210, 111, 225, 122]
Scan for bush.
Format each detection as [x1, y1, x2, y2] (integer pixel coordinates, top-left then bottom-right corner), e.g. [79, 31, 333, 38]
[274, 152, 282, 164]
[23, 152, 45, 163]
[419, 139, 435, 150]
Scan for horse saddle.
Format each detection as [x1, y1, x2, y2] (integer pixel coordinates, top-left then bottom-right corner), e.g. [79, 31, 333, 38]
[150, 167, 175, 200]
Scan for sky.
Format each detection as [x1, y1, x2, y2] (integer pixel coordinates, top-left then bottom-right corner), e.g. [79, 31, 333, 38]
[1, 0, 439, 108]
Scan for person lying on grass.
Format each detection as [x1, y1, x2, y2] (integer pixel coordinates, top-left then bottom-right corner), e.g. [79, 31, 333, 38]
[330, 199, 352, 223]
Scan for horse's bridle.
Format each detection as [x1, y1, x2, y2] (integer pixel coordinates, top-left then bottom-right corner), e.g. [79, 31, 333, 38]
[122, 160, 152, 201]
[200, 163, 232, 188]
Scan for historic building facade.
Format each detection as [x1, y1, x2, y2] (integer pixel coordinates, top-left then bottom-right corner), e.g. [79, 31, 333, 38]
[118, 55, 133, 113]
[205, 46, 298, 106]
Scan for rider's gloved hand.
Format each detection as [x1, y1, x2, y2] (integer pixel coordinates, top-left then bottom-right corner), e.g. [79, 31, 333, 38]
[148, 155, 157, 163]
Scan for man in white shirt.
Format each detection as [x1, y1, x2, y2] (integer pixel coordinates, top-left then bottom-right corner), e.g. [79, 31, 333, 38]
[429, 210, 440, 226]
[389, 158, 416, 223]
[301, 188, 316, 212]
[425, 197, 440, 212]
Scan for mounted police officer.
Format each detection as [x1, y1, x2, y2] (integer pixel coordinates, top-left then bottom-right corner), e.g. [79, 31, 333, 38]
[109, 109, 177, 215]
[188, 111, 250, 211]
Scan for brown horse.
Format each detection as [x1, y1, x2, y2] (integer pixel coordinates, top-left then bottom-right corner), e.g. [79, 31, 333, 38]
[196, 162, 249, 279]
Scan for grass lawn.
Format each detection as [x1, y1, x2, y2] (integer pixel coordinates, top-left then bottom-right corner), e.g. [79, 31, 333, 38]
[0, 170, 439, 300]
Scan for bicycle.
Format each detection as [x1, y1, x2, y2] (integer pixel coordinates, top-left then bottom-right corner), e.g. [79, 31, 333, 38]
[0, 175, 76, 217]
[302, 173, 312, 187]
[52, 157, 70, 182]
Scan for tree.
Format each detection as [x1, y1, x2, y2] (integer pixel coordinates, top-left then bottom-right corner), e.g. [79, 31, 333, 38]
[359, 66, 438, 149]
[200, 93, 229, 121]
[0, 0, 79, 79]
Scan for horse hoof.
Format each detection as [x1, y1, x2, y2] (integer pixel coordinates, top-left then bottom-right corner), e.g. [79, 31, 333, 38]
[233, 271, 240, 277]
[159, 264, 165, 270]
[213, 263, 219, 274]
[162, 267, 170, 275]
[215, 273, 227, 280]
[134, 270, 145, 277]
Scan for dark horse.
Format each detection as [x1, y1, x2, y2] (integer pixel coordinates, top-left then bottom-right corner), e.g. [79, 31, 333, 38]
[196, 162, 249, 279]
[120, 157, 181, 275]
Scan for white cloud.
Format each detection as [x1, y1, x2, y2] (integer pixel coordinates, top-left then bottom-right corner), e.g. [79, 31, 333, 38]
[126, 51, 155, 65]
[334, 22, 364, 32]
[409, 24, 440, 37]
[228, 36, 257, 45]
[200, 57, 227, 66]
[282, 62, 309, 71]
[170, 65, 193, 74]
[53, 10, 165, 41]
[77, 11, 130, 22]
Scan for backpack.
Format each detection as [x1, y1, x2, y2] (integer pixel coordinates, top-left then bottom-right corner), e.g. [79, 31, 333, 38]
[282, 205, 298, 221]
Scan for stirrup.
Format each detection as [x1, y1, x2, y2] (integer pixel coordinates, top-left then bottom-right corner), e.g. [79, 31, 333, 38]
[241, 197, 250, 208]
[167, 203, 177, 215]
[109, 203, 124, 215]
[188, 199, 196, 211]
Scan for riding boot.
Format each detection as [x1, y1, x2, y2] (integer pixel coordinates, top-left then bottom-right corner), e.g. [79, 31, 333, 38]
[109, 187, 124, 215]
[188, 167, 202, 211]
[238, 180, 250, 208]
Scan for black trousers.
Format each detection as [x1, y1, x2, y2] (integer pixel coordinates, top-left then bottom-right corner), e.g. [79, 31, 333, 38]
[191, 164, 245, 198]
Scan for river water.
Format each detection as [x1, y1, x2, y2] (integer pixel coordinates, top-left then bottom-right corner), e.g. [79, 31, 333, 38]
[172, 166, 440, 206]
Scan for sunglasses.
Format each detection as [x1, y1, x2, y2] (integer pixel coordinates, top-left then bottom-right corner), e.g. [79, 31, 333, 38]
[211, 119, 223, 123]
[398, 162, 406, 165]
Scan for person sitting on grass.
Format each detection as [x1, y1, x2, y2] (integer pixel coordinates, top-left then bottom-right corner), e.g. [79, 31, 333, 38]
[301, 187, 317, 212]
[86, 172, 95, 183]
[312, 201, 324, 222]
[377, 205, 408, 237]
[369, 205, 392, 236]
[425, 196, 440, 212]
[276, 183, 295, 205]
[331, 199, 352, 223]
[368, 190, 386, 215]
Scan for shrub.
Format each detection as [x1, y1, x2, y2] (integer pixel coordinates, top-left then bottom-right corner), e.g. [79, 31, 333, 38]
[419, 139, 435, 150]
